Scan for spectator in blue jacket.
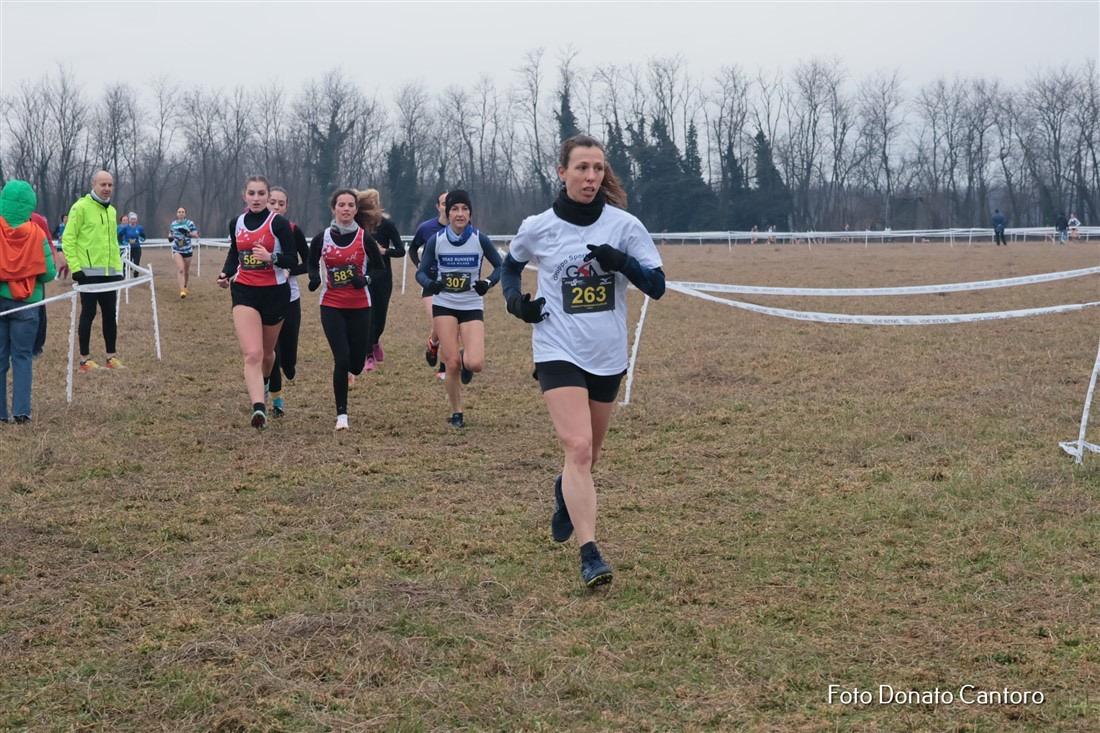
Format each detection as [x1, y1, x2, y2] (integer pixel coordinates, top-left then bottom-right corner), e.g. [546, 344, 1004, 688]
[991, 209, 1007, 246]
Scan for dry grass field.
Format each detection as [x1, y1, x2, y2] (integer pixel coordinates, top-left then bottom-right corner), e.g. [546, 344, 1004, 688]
[1, 240, 1098, 732]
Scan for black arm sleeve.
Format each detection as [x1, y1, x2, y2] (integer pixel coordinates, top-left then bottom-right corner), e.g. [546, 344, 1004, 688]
[222, 218, 240, 278]
[479, 233, 503, 286]
[308, 233, 323, 281]
[381, 219, 405, 258]
[408, 229, 425, 267]
[287, 225, 309, 276]
[415, 238, 438, 289]
[501, 254, 527, 303]
[271, 215, 298, 270]
[621, 258, 666, 300]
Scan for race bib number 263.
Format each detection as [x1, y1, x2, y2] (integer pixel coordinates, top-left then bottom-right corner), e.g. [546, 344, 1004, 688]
[561, 273, 615, 314]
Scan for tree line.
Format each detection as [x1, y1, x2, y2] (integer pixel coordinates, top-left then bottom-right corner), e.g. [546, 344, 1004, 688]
[2, 53, 1096, 238]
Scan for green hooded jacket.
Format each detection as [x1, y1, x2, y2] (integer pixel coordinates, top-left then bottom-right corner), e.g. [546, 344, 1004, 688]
[0, 180, 56, 303]
[61, 193, 122, 278]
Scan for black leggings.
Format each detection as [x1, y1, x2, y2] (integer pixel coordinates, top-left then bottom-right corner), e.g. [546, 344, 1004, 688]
[78, 276, 121, 356]
[268, 298, 302, 393]
[129, 245, 142, 267]
[320, 305, 370, 415]
[367, 268, 393, 347]
[994, 228, 1007, 246]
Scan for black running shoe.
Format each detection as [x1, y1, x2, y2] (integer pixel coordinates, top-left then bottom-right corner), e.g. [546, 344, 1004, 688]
[580, 542, 613, 588]
[459, 349, 473, 384]
[449, 412, 465, 428]
[551, 473, 573, 543]
[251, 409, 268, 429]
[425, 338, 439, 367]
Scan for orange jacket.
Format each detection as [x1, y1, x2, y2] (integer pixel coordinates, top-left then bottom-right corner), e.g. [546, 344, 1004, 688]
[0, 215, 47, 300]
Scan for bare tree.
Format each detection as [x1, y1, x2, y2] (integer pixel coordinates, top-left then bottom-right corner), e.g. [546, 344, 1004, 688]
[857, 69, 906, 226]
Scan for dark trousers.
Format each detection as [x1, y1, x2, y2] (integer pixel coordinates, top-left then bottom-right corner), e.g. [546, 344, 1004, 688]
[320, 305, 370, 416]
[367, 268, 393, 347]
[994, 228, 1007, 246]
[129, 244, 142, 267]
[33, 306, 47, 356]
[78, 276, 122, 356]
[268, 298, 301, 393]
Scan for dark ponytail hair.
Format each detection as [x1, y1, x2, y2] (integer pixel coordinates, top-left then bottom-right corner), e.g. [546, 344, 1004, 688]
[558, 134, 628, 208]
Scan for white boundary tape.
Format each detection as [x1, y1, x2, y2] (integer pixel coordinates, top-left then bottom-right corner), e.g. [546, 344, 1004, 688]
[619, 295, 651, 407]
[667, 283, 1100, 325]
[671, 266, 1100, 297]
[1060, 337, 1100, 464]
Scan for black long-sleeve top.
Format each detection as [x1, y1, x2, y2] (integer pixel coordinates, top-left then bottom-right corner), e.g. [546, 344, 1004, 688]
[308, 226, 385, 282]
[415, 230, 502, 289]
[286, 222, 310, 276]
[367, 217, 405, 273]
[221, 209, 299, 278]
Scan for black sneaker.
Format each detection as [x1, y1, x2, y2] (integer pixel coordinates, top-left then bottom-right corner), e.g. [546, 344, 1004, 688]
[425, 338, 439, 367]
[460, 350, 473, 384]
[250, 409, 268, 429]
[580, 542, 613, 588]
[449, 412, 465, 429]
[551, 473, 573, 543]
[13, 415, 29, 424]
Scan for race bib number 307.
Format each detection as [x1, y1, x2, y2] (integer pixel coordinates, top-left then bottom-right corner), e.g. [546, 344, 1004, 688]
[241, 251, 270, 270]
[561, 273, 615, 314]
[441, 271, 471, 293]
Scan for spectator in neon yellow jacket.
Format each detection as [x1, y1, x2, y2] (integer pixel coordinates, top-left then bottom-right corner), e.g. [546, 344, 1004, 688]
[61, 170, 126, 371]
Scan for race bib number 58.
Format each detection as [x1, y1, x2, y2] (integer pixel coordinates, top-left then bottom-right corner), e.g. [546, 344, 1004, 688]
[241, 251, 270, 270]
[561, 273, 615, 314]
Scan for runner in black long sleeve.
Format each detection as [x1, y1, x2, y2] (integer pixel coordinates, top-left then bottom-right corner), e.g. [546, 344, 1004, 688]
[356, 188, 404, 372]
[266, 186, 310, 416]
[215, 175, 299, 429]
[408, 191, 449, 378]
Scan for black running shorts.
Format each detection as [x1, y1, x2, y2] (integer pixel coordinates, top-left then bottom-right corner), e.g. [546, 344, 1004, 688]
[231, 282, 290, 325]
[535, 360, 625, 403]
[432, 304, 483, 324]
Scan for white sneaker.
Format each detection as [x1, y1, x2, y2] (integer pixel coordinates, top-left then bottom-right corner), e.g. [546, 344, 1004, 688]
[335, 414, 349, 431]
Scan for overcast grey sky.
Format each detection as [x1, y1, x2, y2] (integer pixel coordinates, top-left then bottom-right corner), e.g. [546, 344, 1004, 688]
[1, 1, 1097, 99]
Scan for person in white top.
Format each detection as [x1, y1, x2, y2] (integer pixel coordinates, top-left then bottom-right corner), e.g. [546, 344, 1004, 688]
[1068, 212, 1081, 240]
[415, 190, 502, 428]
[502, 134, 666, 589]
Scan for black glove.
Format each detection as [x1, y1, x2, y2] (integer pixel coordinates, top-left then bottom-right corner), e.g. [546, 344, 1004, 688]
[71, 270, 87, 284]
[474, 279, 491, 296]
[425, 280, 444, 295]
[584, 244, 628, 272]
[308, 275, 321, 292]
[507, 292, 546, 324]
[350, 274, 369, 289]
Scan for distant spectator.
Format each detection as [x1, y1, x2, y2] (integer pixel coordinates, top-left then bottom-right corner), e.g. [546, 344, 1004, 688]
[992, 209, 1007, 246]
[0, 180, 57, 424]
[750, 224, 758, 244]
[117, 212, 147, 266]
[767, 224, 776, 244]
[53, 215, 67, 248]
[1055, 212, 1069, 244]
[1068, 212, 1081, 240]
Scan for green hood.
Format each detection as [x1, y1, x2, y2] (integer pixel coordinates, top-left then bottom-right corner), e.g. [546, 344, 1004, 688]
[0, 180, 36, 226]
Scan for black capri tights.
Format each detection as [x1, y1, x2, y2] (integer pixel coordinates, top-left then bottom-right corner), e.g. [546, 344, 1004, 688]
[367, 268, 393, 347]
[320, 305, 370, 415]
[268, 298, 302, 393]
[78, 277, 122, 355]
